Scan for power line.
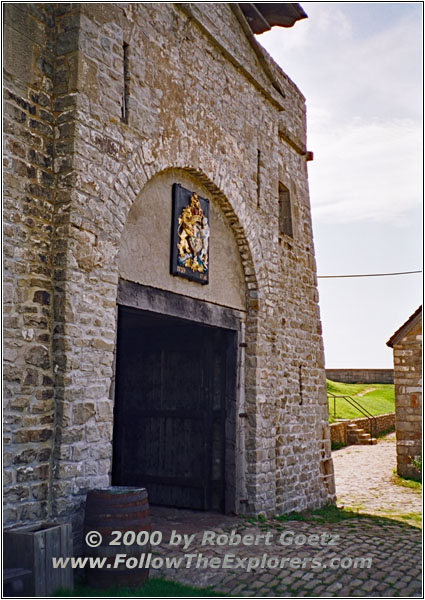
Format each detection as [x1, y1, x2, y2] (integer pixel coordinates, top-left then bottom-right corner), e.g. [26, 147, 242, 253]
[318, 270, 422, 279]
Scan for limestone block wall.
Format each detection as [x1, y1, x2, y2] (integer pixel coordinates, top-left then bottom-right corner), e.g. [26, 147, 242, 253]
[3, 3, 57, 525]
[329, 413, 395, 446]
[329, 422, 347, 446]
[393, 323, 422, 479]
[349, 413, 395, 435]
[326, 369, 394, 384]
[3, 2, 335, 532]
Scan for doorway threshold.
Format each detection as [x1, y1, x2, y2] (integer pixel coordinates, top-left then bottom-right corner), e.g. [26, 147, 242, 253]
[150, 506, 240, 538]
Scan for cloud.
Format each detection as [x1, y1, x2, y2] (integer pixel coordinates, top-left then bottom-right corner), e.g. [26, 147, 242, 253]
[258, 3, 422, 368]
[257, 3, 422, 225]
[259, 3, 422, 121]
[308, 115, 422, 224]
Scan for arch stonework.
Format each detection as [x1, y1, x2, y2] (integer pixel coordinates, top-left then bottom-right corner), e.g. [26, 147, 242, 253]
[51, 159, 270, 532]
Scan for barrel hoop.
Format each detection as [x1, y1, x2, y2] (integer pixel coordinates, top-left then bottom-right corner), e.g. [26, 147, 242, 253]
[85, 504, 149, 516]
[87, 491, 148, 505]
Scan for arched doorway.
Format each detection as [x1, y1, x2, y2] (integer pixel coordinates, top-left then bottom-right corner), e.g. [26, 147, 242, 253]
[111, 169, 251, 513]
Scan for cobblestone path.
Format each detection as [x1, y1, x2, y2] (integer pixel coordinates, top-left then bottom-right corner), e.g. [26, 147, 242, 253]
[150, 437, 423, 599]
[333, 432, 422, 527]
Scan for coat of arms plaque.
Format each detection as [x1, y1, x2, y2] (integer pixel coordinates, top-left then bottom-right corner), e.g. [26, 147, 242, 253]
[171, 184, 210, 284]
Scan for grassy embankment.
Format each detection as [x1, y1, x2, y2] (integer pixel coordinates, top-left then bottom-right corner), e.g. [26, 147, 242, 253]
[327, 379, 395, 423]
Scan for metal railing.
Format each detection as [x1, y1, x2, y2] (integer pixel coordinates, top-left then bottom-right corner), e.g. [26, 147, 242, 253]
[328, 393, 377, 442]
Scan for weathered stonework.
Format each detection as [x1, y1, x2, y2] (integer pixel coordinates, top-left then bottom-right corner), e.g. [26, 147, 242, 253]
[326, 369, 394, 384]
[329, 414, 395, 447]
[3, 3, 335, 536]
[387, 307, 422, 480]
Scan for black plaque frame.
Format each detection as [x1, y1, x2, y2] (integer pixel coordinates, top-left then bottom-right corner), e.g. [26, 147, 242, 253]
[170, 183, 210, 284]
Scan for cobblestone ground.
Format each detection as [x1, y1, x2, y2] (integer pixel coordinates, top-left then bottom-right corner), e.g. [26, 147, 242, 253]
[333, 432, 422, 526]
[150, 435, 422, 597]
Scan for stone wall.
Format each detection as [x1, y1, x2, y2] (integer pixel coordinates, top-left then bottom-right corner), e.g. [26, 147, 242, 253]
[326, 369, 394, 384]
[392, 322, 422, 479]
[349, 413, 395, 434]
[329, 413, 395, 446]
[329, 422, 347, 446]
[3, 3, 57, 525]
[3, 3, 335, 534]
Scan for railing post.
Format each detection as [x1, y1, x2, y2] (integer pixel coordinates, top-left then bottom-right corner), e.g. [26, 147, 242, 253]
[327, 393, 379, 444]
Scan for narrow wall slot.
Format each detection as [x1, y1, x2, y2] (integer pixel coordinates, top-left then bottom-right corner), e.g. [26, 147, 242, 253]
[121, 42, 129, 123]
[257, 149, 261, 207]
[299, 364, 303, 405]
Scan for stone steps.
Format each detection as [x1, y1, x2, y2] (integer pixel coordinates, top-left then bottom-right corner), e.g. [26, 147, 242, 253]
[347, 423, 377, 445]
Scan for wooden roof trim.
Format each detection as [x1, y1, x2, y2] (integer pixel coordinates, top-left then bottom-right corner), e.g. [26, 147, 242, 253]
[240, 4, 271, 34]
[238, 3, 308, 34]
[386, 306, 422, 348]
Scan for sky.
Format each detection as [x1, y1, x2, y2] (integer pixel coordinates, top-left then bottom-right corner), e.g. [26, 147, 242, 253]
[257, 2, 423, 368]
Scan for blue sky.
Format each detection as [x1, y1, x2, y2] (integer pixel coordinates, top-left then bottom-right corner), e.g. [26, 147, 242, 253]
[257, 2, 423, 368]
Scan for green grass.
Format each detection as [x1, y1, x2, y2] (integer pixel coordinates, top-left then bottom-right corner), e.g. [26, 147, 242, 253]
[274, 504, 362, 524]
[56, 578, 227, 597]
[376, 427, 396, 438]
[272, 504, 422, 530]
[243, 506, 360, 527]
[391, 469, 422, 491]
[410, 454, 422, 471]
[244, 504, 364, 526]
[327, 379, 395, 422]
[398, 513, 422, 526]
[363, 508, 423, 529]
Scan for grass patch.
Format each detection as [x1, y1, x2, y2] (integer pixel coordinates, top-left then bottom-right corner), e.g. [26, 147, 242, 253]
[56, 578, 227, 597]
[399, 513, 422, 525]
[376, 427, 396, 438]
[331, 440, 346, 451]
[411, 454, 422, 471]
[274, 504, 423, 529]
[274, 504, 362, 524]
[327, 379, 394, 422]
[364, 508, 423, 529]
[391, 469, 422, 491]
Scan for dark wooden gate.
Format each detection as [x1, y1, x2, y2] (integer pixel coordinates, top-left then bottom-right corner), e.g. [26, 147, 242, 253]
[112, 305, 237, 512]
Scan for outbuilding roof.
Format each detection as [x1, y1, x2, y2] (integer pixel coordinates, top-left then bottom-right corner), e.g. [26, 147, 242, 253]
[238, 3, 308, 34]
[386, 306, 422, 348]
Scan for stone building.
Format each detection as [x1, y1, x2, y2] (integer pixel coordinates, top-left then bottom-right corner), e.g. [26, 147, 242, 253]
[3, 3, 335, 538]
[387, 306, 422, 480]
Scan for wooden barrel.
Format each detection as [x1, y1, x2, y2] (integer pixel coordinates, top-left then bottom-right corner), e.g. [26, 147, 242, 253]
[84, 487, 150, 589]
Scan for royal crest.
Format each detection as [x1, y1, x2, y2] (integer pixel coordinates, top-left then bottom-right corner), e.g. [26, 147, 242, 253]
[171, 184, 210, 284]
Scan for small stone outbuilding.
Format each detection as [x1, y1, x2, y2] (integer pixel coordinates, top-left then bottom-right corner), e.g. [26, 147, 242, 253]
[387, 306, 422, 480]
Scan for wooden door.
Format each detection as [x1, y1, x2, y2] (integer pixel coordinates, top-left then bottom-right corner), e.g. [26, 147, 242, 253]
[112, 306, 236, 511]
